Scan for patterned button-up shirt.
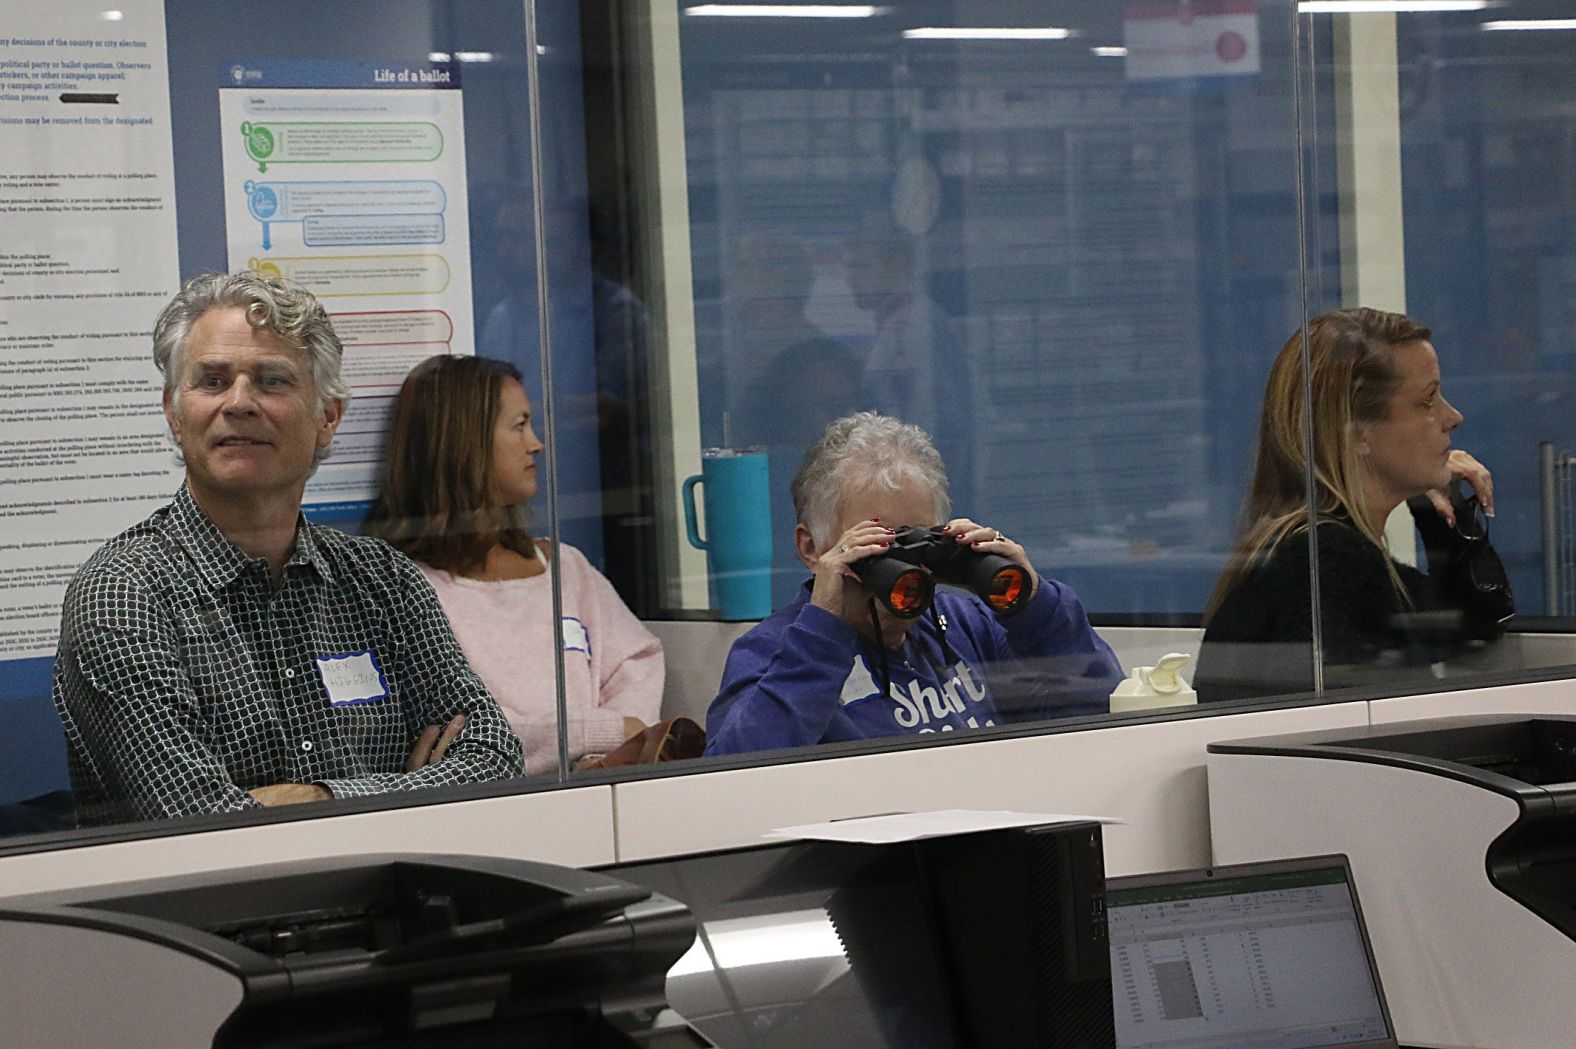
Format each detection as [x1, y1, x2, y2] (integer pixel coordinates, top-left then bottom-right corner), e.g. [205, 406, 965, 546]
[53, 486, 524, 826]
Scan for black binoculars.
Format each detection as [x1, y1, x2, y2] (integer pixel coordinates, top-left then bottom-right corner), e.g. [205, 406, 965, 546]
[853, 526, 1031, 619]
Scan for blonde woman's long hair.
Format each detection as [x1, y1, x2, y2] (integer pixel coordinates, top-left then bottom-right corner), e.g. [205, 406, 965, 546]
[1205, 307, 1433, 621]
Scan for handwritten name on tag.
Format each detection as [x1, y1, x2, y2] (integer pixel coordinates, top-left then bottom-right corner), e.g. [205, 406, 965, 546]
[316, 650, 388, 706]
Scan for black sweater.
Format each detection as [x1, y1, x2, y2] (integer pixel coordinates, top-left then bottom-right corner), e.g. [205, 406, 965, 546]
[1195, 501, 1511, 702]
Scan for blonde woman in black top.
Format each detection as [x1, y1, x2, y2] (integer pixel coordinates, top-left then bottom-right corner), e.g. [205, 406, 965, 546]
[1196, 307, 1512, 702]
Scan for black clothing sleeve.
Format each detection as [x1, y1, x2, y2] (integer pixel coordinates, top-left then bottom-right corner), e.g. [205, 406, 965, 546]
[1406, 496, 1515, 641]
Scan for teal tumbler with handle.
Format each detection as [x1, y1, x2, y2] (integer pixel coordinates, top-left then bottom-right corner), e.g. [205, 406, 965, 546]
[682, 448, 772, 621]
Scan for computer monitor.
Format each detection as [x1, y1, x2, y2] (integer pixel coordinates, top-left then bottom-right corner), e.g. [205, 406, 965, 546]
[606, 822, 1113, 1049]
[1105, 855, 1397, 1049]
[609, 839, 962, 1048]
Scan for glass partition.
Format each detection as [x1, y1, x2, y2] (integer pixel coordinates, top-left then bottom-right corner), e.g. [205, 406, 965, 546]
[0, 0, 595, 840]
[573, 0, 1576, 745]
[1295, 3, 1576, 697]
[607, 0, 1311, 620]
[4, 0, 1576, 853]
[572, 0, 1319, 748]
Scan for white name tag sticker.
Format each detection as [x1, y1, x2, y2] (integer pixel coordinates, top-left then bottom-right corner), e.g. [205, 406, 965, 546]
[316, 650, 389, 706]
[561, 616, 591, 658]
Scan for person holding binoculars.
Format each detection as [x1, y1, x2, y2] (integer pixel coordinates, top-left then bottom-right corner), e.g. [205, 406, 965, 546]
[704, 412, 1122, 756]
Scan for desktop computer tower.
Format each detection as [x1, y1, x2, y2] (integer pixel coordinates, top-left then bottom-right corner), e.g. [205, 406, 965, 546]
[922, 821, 1114, 1049]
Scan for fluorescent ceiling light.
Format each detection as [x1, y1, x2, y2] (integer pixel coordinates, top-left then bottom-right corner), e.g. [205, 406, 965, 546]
[1298, 1, 1490, 11]
[903, 26, 1074, 39]
[685, 4, 883, 16]
[1091, 45, 1129, 57]
[1482, 18, 1576, 29]
[428, 52, 452, 62]
[100, 9, 124, 19]
[454, 51, 496, 62]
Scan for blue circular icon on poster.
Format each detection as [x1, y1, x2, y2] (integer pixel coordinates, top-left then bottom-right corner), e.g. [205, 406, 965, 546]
[248, 184, 278, 219]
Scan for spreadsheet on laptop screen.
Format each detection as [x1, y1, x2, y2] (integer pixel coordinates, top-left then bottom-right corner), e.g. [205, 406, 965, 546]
[1106, 866, 1391, 1049]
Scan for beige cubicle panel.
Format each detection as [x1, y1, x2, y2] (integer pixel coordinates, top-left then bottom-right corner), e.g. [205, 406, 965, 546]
[4, 678, 1570, 906]
[1209, 678, 1576, 1049]
[610, 701, 1371, 876]
[0, 785, 616, 899]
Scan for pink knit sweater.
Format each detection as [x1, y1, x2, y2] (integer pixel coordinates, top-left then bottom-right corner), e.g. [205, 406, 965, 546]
[418, 543, 664, 776]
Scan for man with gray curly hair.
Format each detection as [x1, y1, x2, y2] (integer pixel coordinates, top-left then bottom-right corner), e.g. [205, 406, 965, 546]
[706, 411, 1120, 755]
[53, 272, 523, 826]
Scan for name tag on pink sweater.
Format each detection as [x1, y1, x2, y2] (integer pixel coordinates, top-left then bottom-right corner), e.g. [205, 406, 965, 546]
[561, 616, 591, 658]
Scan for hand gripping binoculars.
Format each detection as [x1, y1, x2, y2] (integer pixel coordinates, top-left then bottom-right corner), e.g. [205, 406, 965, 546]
[853, 526, 1031, 619]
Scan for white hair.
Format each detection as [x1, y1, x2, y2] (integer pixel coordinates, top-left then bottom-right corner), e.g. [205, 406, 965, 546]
[791, 412, 950, 548]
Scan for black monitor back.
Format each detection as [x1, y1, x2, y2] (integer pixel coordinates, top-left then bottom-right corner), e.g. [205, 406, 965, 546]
[607, 820, 1114, 1049]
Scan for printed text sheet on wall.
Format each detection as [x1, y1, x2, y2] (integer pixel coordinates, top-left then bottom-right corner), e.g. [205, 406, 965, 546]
[219, 61, 475, 514]
[0, 2, 182, 659]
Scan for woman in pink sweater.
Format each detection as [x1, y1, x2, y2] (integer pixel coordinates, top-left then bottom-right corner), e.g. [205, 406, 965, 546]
[365, 355, 663, 775]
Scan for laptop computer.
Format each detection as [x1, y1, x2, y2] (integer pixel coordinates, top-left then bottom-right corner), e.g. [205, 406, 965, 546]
[1105, 855, 1400, 1049]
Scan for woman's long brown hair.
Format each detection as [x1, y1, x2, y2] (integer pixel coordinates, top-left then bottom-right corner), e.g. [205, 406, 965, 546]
[1205, 307, 1432, 621]
[364, 355, 537, 576]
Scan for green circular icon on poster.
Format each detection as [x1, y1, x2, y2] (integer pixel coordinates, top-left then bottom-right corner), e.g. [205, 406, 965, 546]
[242, 122, 276, 162]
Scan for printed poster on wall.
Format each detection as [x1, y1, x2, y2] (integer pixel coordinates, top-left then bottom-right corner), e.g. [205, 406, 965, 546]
[218, 60, 475, 514]
[0, 1, 182, 660]
[1124, 0, 1261, 83]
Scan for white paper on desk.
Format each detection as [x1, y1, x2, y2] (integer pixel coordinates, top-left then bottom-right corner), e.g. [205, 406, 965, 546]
[764, 809, 1125, 845]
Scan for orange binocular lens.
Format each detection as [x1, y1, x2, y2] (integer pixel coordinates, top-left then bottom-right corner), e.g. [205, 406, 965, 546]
[888, 569, 930, 616]
[984, 566, 1028, 613]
